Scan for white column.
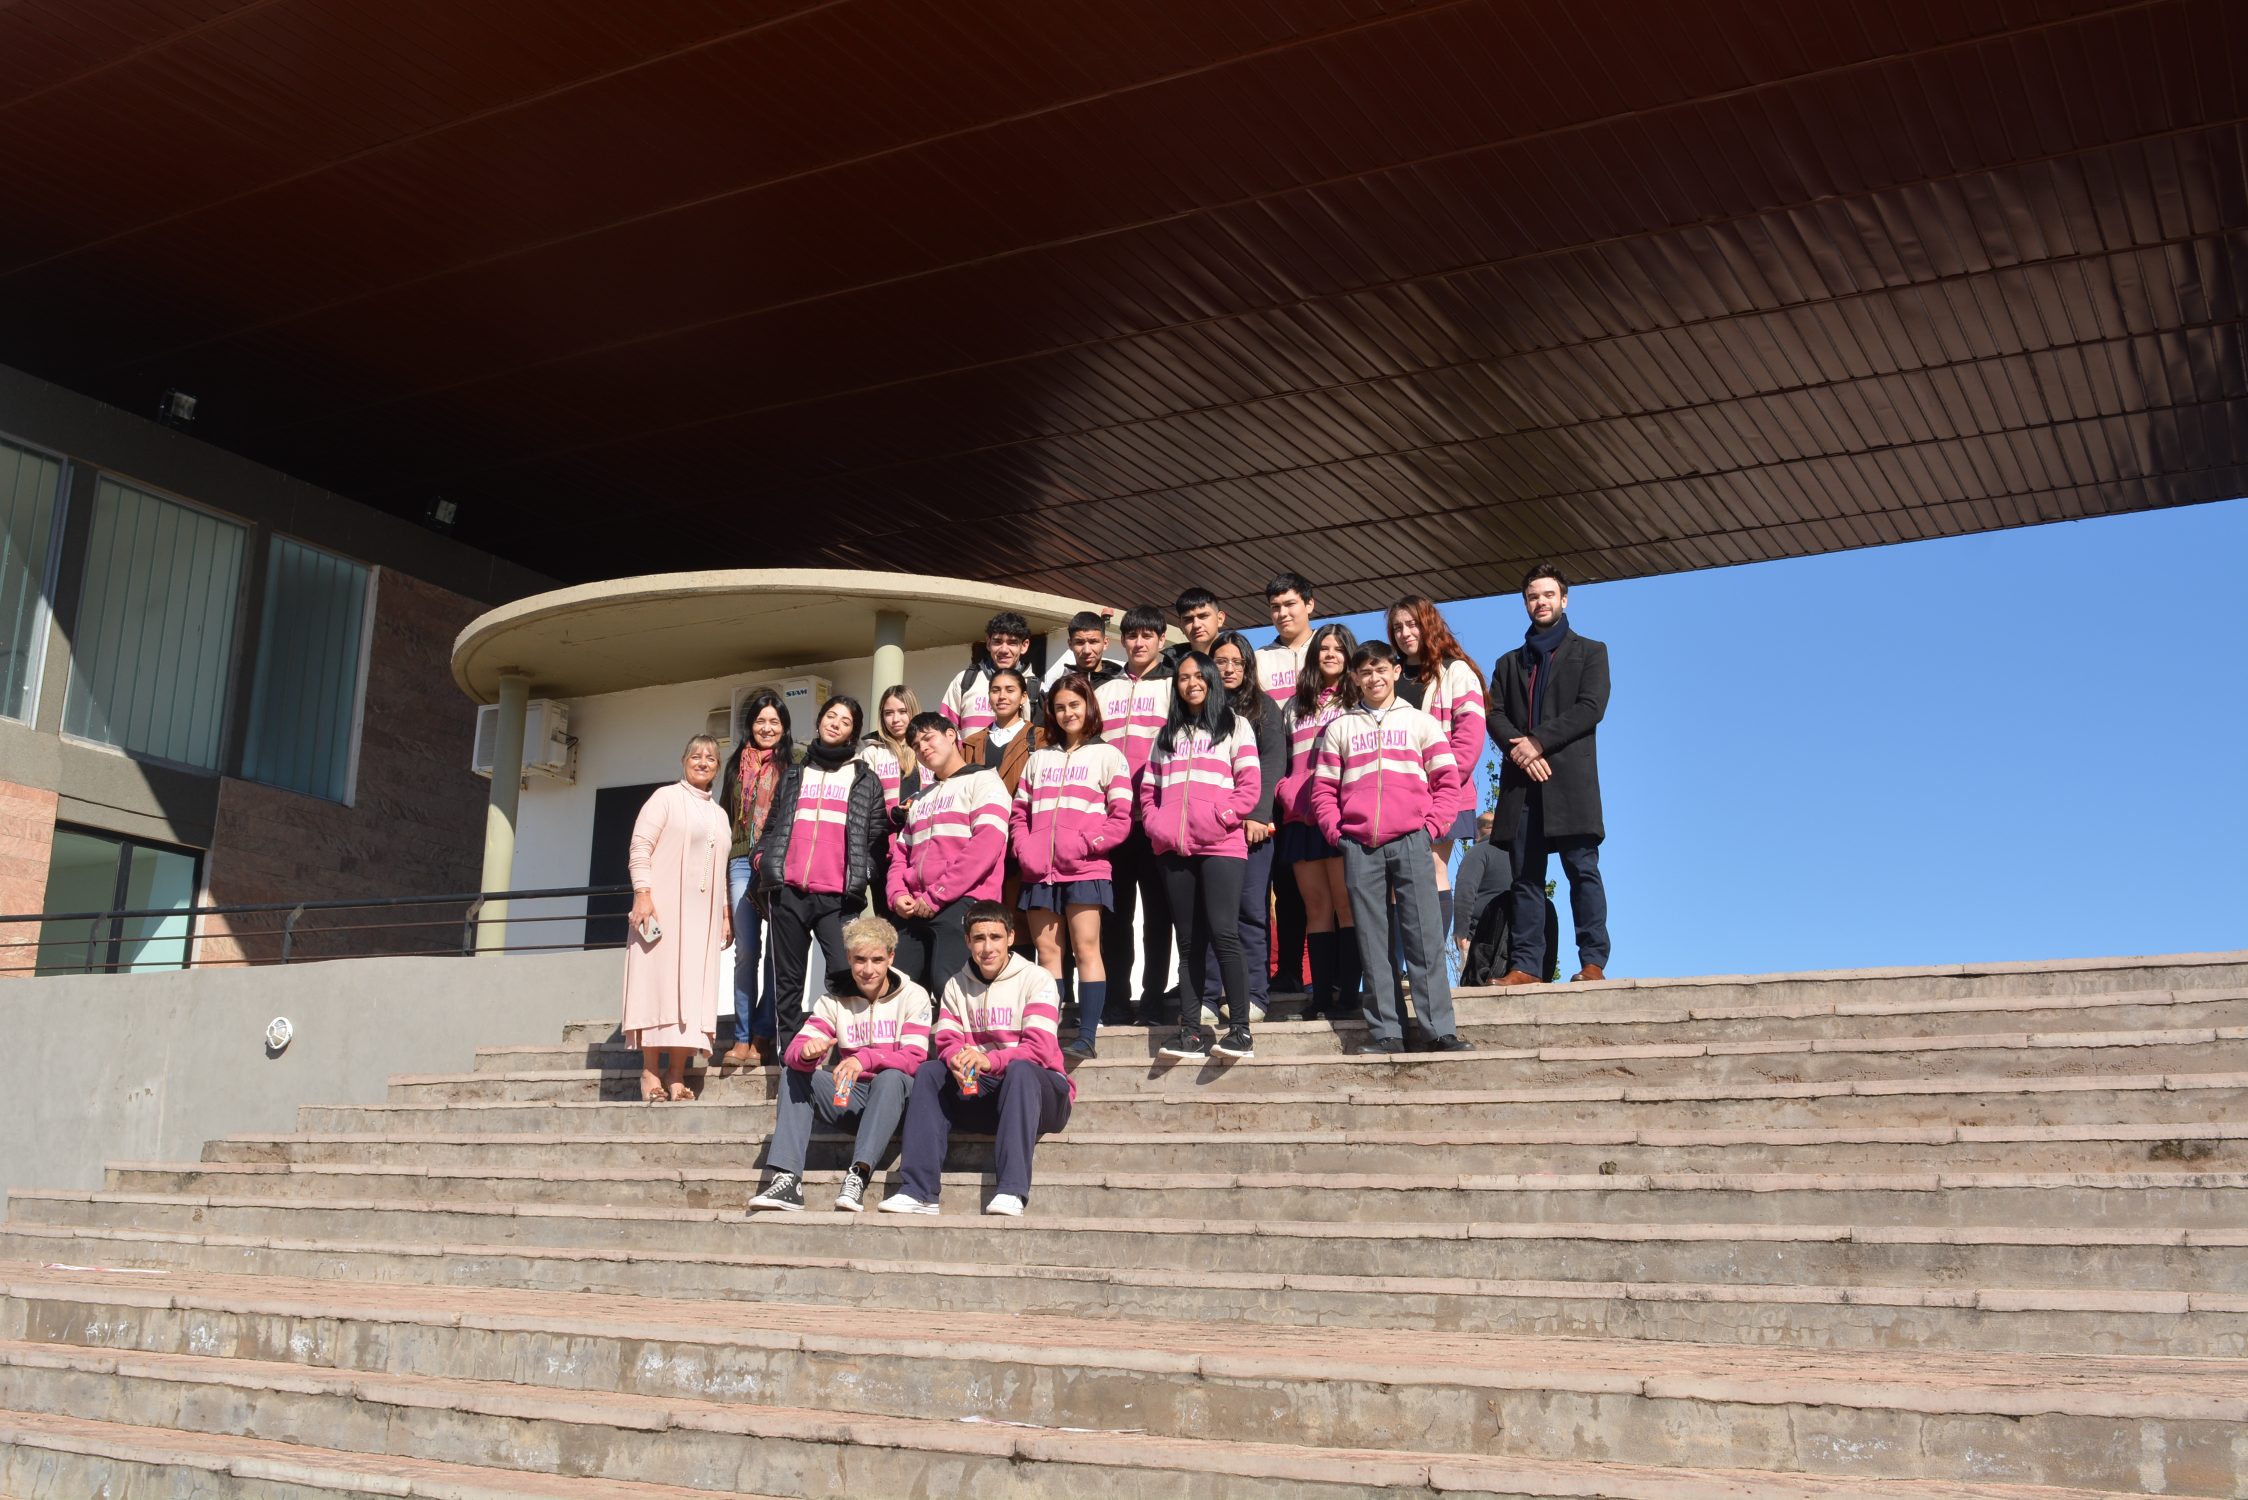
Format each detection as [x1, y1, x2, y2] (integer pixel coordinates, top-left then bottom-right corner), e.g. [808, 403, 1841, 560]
[476, 672, 530, 954]
[870, 609, 908, 705]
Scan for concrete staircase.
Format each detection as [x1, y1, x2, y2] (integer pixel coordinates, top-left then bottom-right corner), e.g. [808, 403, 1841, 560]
[3, 951, 2243, 1498]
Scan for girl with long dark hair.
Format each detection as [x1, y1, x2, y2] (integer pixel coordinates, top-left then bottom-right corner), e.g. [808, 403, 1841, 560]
[718, 690, 789, 1064]
[1272, 623, 1361, 1019]
[1139, 650, 1263, 1060]
[1208, 628, 1288, 1023]
[752, 695, 887, 1045]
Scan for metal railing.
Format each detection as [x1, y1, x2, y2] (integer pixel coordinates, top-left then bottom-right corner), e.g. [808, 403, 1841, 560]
[0, 883, 632, 976]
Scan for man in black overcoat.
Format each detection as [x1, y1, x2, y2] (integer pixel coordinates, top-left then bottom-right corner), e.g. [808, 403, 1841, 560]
[1487, 564, 1611, 983]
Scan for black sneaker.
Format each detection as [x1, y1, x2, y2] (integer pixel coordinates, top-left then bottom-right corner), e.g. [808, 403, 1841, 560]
[1158, 1025, 1211, 1060]
[1354, 1038, 1405, 1056]
[833, 1167, 869, 1213]
[1063, 1037, 1097, 1063]
[1211, 1025, 1255, 1059]
[747, 1172, 804, 1212]
[1432, 1034, 1475, 1053]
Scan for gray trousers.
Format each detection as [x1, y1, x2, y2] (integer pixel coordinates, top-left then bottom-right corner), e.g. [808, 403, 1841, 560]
[1340, 829, 1456, 1044]
[767, 1064, 913, 1176]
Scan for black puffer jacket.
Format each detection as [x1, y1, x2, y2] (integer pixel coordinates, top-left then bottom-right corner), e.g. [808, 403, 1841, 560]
[751, 753, 887, 906]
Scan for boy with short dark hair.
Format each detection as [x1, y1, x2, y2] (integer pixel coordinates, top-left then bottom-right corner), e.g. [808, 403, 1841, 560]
[941, 610, 1041, 734]
[1258, 569, 1318, 995]
[1310, 641, 1470, 1055]
[1166, 587, 1227, 666]
[1043, 610, 1122, 691]
[1093, 606, 1176, 1023]
[882, 901, 1074, 1217]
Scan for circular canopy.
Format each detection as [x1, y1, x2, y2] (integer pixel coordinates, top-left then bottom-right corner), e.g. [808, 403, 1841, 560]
[452, 568, 1112, 703]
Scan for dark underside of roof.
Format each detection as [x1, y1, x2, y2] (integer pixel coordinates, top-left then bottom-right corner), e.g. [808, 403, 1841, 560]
[2, 0, 2242, 616]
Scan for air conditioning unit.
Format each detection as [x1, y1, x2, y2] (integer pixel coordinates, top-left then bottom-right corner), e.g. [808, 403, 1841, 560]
[730, 675, 832, 743]
[472, 698, 574, 782]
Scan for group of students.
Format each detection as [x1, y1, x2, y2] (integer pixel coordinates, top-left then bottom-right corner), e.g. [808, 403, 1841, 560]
[621, 563, 1611, 1209]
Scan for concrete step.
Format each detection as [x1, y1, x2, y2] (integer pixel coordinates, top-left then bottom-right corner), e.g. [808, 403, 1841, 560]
[544, 985, 2248, 1058]
[7, 1264, 2243, 1493]
[3, 1221, 2237, 1358]
[0, 1404, 776, 1500]
[404, 1025, 2248, 1102]
[202, 1120, 2248, 1177]
[89, 1160, 2248, 1228]
[15, 1199, 2240, 1295]
[1439, 952, 2248, 1013]
[310, 1069, 2248, 1135]
[0, 1352, 2152, 1500]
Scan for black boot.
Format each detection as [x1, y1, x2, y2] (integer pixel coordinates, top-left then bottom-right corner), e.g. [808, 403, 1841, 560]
[1333, 930, 1364, 1022]
[1305, 931, 1338, 1019]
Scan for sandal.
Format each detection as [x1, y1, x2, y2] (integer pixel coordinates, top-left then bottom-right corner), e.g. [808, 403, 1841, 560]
[668, 1081, 697, 1102]
[641, 1077, 667, 1103]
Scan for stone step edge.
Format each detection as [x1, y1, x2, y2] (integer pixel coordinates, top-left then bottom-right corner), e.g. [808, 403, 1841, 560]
[0, 1403, 782, 1499]
[105, 1161, 2248, 1194]
[0, 1360, 2134, 1500]
[6, 1222, 2239, 1317]
[365, 1069, 2248, 1109]
[543, 985, 2248, 1045]
[5, 1264, 2241, 1419]
[20, 1197, 2246, 1248]
[418, 1023, 2248, 1084]
[217, 1120, 2248, 1150]
[1446, 950, 2248, 988]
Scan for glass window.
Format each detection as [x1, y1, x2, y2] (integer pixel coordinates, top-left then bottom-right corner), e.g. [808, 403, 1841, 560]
[62, 477, 246, 770]
[34, 825, 200, 975]
[242, 538, 373, 803]
[0, 437, 64, 722]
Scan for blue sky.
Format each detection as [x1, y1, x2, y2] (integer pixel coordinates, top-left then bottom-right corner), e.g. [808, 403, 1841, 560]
[1293, 497, 2248, 978]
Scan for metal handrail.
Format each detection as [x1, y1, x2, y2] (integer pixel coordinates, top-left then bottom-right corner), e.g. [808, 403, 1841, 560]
[0, 883, 633, 975]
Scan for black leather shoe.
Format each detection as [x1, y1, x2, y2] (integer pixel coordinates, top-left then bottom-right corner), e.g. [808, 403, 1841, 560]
[1432, 1034, 1475, 1053]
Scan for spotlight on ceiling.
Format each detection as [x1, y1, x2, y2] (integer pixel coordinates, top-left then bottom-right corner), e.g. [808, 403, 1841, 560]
[157, 389, 197, 429]
[424, 495, 460, 533]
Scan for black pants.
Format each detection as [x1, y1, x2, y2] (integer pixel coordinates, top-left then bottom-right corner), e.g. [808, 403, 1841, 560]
[1203, 835, 1272, 1011]
[1104, 823, 1172, 1014]
[1462, 885, 1509, 986]
[1160, 851, 1249, 1030]
[1508, 791, 1609, 975]
[768, 886, 848, 1045]
[894, 896, 973, 996]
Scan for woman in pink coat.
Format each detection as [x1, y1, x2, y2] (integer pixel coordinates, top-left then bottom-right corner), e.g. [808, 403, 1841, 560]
[624, 735, 733, 1101]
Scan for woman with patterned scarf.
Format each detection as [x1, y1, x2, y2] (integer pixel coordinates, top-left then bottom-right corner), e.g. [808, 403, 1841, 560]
[718, 688, 790, 1065]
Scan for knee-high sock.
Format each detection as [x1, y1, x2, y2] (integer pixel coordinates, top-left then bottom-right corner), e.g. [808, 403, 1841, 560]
[1305, 931, 1338, 1010]
[1077, 980, 1108, 1043]
[1334, 930, 1362, 1006]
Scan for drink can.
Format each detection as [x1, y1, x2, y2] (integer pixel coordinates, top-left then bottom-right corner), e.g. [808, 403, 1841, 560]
[958, 1064, 981, 1098]
[832, 1074, 853, 1108]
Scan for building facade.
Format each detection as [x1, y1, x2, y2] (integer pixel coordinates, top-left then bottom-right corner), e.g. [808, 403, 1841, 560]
[0, 364, 547, 972]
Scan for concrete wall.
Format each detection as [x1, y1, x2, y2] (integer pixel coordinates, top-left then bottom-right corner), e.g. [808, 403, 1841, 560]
[1, 947, 622, 1202]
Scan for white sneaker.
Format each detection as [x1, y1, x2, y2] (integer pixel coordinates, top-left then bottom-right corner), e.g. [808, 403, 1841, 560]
[984, 1194, 1025, 1217]
[1249, 999, 1269, 1023]
[877, 1192, 939, 1215]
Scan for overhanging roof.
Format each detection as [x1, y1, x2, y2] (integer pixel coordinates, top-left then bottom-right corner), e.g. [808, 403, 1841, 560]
[451, 569, 1108, 702]
[2, 1, 2242, 617]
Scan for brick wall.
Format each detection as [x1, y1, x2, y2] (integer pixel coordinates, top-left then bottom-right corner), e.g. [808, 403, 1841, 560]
[0, 780, 58, 975]
[203, 569, 490, 964]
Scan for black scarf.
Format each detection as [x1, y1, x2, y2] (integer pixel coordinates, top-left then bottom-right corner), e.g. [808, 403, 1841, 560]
[804, 735, 856, 772]
[1523, 614, 1571, 724]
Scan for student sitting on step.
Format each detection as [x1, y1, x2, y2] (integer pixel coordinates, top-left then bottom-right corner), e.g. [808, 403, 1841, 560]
[881, 902, 1075, 1217]
[747, 915, 932, 1215]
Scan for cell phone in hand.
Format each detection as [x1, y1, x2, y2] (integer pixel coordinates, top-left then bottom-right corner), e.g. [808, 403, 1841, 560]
[637, 917, 661, 944]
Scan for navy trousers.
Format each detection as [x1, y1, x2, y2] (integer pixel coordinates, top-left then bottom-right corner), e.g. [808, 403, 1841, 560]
[1507, 789, 1609, 975]
[898, 1058, 1072, 1203]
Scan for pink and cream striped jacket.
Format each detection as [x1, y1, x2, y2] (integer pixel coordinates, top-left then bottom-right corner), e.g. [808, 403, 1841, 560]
[784, 971, 933, 1076]
[1420, 657, 1488, 821]
[857, 738, 904, 814]
[1094, 665, 1173, 785]
[1137, 720, 1262, 859]
[1011, 740, 1134, 884]
[1273, 687, 1346, 825]
[1308, 700, 1464, 849]
[1256, 637, 1310, 698]
[887, 765, 1011, 909]
[935, 952, 1074, 1099]
[780, 762, 860, 895]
